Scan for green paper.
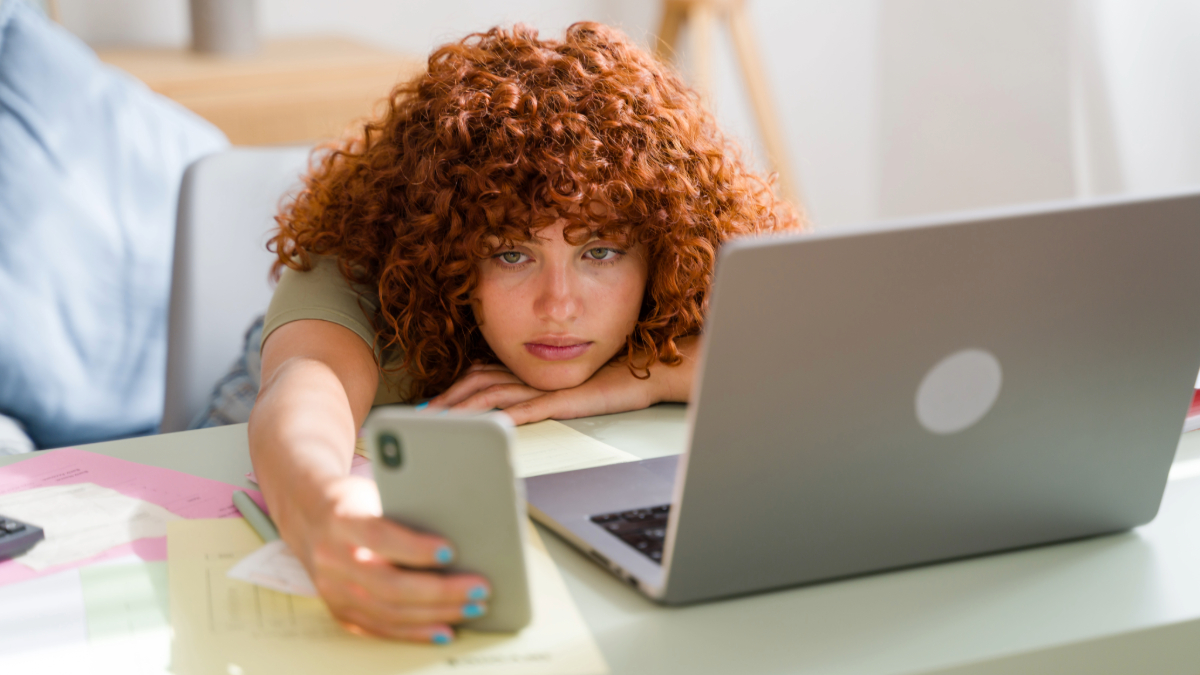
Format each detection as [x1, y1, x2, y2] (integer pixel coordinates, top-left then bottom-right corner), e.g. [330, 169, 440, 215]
[80, 561, 170, 643]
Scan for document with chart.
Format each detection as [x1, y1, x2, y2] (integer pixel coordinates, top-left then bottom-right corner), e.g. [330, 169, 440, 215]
[168, 518, 608, 675]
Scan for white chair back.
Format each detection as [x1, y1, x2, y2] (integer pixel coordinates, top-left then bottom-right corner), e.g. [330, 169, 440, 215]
[162, 146, 312, 433]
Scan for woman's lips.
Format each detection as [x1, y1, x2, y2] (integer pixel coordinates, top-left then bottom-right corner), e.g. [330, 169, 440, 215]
[524, 342, 592, 361]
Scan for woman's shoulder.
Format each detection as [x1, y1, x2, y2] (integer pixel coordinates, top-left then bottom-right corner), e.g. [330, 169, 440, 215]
[263, 254, 380, 353]
[264, 255, 415, 401]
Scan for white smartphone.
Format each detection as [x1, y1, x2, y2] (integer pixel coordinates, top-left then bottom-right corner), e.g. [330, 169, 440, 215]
[363, 407, 532, 632]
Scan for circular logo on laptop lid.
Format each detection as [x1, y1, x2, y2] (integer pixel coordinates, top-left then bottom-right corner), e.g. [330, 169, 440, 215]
[915, 348, 1003, 435]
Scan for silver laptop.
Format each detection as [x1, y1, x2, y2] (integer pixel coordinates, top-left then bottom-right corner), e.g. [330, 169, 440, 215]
[525, 191, 1200, 605]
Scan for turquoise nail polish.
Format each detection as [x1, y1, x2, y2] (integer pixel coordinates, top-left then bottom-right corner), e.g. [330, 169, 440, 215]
[432, 632, 452, 645]
[415, 401, 429, 410]
[462, 602, 486, 619]
[467, 585, 489, 601]
[435, 545, 454, 565]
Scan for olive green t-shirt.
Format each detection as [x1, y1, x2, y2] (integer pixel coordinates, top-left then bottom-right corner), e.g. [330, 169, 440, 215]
[261, 255, 410, 405]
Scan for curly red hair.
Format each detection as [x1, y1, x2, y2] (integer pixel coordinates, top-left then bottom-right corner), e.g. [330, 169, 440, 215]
[271, 22, 802, 400]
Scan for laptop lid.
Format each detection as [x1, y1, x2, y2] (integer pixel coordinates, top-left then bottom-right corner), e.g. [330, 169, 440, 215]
[660, 191, 1200, 604]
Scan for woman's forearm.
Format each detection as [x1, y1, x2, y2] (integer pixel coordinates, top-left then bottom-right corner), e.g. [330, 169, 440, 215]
[248, 356, 362, 536]
[248, 319, 380, 539]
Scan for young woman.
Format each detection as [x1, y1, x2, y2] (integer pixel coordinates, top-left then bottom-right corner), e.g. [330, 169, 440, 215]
[248, 22, 800, 643]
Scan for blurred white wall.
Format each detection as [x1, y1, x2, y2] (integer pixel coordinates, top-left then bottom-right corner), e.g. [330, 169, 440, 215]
[1090, 0, 1200, 195]
[57, 0, 1200, 230]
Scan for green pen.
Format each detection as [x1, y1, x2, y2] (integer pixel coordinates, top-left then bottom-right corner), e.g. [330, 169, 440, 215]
[232, 491, 280, 542]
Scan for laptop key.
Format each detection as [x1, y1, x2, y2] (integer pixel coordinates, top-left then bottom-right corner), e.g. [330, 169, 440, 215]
[590, 504, 672, 565]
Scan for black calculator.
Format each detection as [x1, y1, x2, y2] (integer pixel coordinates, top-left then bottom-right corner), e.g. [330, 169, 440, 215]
[0, 514, 44, 561]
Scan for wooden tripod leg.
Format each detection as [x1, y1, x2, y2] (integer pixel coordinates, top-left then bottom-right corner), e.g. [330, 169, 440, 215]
[727, 1, 802, 207]
[655, 1, 687, 62]
[690, 1, 717, 99]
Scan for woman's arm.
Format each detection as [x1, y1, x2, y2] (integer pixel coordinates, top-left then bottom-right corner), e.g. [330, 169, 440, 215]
[426, 335, 702, 424]
[249, 319, 489, 642]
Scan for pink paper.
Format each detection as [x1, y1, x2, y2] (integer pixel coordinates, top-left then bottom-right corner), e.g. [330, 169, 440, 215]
[0, 447, 264, 586]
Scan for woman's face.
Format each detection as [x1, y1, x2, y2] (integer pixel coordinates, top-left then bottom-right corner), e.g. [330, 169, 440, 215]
[473, 218, 648, 391]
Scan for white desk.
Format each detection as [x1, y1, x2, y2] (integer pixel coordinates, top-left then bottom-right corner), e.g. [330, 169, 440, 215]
[5, 406, 1200, 673]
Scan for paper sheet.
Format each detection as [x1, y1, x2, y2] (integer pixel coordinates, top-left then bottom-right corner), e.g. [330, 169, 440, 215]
[80, 559, 173, 675]
[511, 420, 638, 478]
[0, 483, 180, 570]
[0, 567, 87, 658]
[0, 448, 263, 586]
[80, 560, 170, 642]
[227, 539, 318, 597]
[170, 518, 608, 675]
[0, 558, 172, 675]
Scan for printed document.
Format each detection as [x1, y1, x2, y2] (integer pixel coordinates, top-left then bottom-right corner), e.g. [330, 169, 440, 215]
[226, 539, 318, 597]
[0, 448, 263, 586]
[0, 558, 171, 674]
[512, 420, 637, 478]
[0, 483, 179, 570]
[170, 518, 608, 675]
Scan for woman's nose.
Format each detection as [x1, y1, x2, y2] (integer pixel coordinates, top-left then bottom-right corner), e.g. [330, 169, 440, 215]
[534, 264, 580, 324]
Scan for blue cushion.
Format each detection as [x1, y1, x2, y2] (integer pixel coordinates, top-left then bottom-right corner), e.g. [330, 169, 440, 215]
[0, 0, 228, 448]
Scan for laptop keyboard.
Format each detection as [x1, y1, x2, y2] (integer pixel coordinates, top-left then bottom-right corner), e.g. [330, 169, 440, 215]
[590, 504, 671, 564]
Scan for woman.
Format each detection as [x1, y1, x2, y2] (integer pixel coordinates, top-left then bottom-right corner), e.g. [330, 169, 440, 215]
[249, 22, 800, 643]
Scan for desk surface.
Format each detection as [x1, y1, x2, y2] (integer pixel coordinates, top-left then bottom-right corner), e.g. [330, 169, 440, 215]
[6, 407, 1200, 674]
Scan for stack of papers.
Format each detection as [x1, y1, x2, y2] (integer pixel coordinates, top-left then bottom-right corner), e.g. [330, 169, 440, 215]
[0, 448, 260, 673]
[0, 421, 633, 673]
[0, 557, 172, 674]
[0, 448, 263, 585]
[0, 484, 179, 571]
[170, 518, 608, 675]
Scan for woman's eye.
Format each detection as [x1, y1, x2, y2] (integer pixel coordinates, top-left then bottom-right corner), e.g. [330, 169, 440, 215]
[498, 251, 525, 264]
[586, 247, 617, 261]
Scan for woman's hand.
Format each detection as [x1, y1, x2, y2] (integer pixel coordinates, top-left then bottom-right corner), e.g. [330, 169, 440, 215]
[252, 319, 490, 643]
[426, 336, 701, 424]
[282, 474, 491, 643]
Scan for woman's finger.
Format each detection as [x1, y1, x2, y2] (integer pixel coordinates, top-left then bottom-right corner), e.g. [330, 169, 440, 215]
[329, 580, 488, 625]
[450, 382, 545, 413]
[502, 364, 658, 425]
[426, 369, 526, 409]
[324, 558, 491, 607]
[501, 390, 592, 425]
[338, 514, 458, 569]
[334, 608, 456, 644]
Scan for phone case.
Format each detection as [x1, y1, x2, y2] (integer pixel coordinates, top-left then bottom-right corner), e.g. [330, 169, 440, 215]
[363, 407, 532, 632]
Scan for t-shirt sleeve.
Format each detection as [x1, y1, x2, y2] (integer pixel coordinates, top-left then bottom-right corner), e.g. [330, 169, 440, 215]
[260, 255, 413, 406]
[261, 255, 380, 358]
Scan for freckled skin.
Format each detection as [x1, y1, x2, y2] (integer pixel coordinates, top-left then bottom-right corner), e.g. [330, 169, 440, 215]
[472, 219, 648, 391]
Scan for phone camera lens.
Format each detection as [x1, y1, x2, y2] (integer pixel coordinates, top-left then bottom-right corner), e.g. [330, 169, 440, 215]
[378, 434, 403, 468]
